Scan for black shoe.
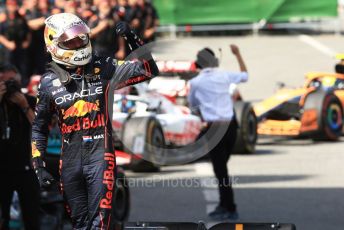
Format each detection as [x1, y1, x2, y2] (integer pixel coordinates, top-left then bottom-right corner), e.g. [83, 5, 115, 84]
[208, 206, 239, 221]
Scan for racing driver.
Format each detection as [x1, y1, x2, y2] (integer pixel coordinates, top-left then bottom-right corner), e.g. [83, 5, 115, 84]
[31, 13, 158, 229]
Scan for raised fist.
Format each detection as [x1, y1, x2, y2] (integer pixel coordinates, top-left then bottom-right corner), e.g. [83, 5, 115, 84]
[230, 44, 240, 55]
[115, 21, 131, 37]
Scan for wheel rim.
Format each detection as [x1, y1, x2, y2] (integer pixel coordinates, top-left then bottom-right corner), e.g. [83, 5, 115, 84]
[326, 103, 342, 131]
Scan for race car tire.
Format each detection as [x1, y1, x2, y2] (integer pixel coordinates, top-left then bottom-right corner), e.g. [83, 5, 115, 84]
[303, 90, 343, 141]
[113, 168, 130, 221]
[122, 116, 166, 172]
[146, 118, 167, 165]
[233, 101, 258, 154]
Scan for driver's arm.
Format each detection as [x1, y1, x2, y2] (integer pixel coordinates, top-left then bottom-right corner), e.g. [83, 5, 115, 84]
[110, 22, 159, 89]
[31, 75, 60, 188]
[31, 75, 53, 161]
[112, 57, 158, 89]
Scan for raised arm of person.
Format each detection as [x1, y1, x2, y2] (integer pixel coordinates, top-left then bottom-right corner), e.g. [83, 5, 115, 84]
[107, 21, 159, 89]
[226, 44, 248, 84]
[230, 44, 247, 73]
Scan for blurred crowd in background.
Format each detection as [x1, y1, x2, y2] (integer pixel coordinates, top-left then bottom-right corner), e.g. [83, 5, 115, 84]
[0, 0, 159, 86]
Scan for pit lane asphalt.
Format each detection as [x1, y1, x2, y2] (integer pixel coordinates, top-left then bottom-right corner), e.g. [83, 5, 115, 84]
[126, 35, 344, 230]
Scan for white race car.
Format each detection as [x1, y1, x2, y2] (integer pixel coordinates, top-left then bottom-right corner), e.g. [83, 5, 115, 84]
[112, 89, 205, 172]
[113, 92, 203, 147]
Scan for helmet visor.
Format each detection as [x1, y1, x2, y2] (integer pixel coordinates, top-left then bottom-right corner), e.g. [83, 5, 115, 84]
[57, 23, 90, 42]
[58, 34, 89, 50]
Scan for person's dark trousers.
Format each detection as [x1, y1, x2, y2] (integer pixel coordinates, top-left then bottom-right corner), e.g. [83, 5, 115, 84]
[202, 120, 238, 212]
[0, 169, 40, 230]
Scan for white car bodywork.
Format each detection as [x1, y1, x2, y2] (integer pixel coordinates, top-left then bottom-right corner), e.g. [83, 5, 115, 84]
[112, 91, 203, 146]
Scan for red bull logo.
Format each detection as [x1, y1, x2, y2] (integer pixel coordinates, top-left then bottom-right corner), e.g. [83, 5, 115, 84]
[100, 152, 115, 209]
[63, 100, 100, 120]
[61, 114, 105, 134]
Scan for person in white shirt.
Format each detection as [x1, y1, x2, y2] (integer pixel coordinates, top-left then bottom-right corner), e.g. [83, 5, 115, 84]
[188, 45, 248, 221]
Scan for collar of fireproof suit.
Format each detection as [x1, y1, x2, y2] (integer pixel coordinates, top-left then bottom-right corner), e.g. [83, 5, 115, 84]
[63, 64, 78, 71]
[56, 62, 87, 76]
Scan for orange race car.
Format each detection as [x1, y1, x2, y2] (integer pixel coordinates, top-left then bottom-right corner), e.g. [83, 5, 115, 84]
[254, 72, 344, 141]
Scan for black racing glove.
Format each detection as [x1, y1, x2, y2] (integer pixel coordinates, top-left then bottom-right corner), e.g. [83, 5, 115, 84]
[115, 21, 131, 37]
[115, 21, 159, 76]
[115, 21, 143, 51]
[32, 157, 55, 188]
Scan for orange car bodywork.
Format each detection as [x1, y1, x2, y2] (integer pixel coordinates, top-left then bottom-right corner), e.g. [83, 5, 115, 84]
[305, 72, 344, 108]
[257, 119, 302, 136]
[254, 72, 344, 136]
